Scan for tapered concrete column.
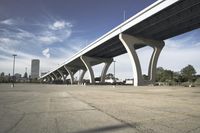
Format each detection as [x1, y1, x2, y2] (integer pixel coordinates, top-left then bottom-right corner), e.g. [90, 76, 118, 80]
[101, 59, 113, 83]
[49, 74, 55, 81]
[52, 72, 58, 80]
[57, 69, 65, 82]
[48, 75, 52, 83]
[63, 74, 68, 83]
[148, 45, 164, 83]
[46, 76, 52, 83]
[80, 56, 95, 84]
[80, 56, 113, 84]
[79, 69, 86, 84]
[41, 77, 46, 83]
[64, 66, 74, 84]
[119, 33, 164, 86]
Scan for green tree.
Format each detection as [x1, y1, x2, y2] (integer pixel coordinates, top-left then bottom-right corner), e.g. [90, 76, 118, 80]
[156, 67, 164, 82]
[181, 65, 196, 82]
[173, 72, 184, 83]
[156, 67, 174, 82]
[162, 70, 173, 82]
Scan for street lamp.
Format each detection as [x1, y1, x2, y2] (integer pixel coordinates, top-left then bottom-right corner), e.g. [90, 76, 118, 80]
[12, 54, 17, 87]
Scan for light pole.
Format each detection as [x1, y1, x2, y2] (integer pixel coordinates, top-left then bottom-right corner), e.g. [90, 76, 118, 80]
[12, 54, 17, 87]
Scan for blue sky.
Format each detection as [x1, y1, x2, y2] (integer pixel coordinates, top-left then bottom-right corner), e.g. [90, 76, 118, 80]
[0, 0, 199, 79]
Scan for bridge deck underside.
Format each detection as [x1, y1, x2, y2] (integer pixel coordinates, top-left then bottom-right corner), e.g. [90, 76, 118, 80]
[86, 0, 200, 58]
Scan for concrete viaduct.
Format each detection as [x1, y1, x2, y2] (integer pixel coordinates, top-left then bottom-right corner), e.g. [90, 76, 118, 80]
[40, 0, 200, 86]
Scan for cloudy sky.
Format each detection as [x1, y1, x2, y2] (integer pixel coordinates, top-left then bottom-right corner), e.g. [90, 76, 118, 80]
[0, 0, 199, 79]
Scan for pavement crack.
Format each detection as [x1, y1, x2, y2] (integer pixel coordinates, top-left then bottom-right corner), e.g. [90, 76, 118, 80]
[4, 113, 25, 133]
[67, 92, 141, 132]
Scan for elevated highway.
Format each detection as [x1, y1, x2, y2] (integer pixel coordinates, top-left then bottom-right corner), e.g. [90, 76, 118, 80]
[40, 0, 200, 86]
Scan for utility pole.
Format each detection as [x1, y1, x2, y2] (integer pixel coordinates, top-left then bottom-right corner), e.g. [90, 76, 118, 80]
[12, 54, 17, 87]
[123, 10, 126, 22]
[120, 10, 126, 33]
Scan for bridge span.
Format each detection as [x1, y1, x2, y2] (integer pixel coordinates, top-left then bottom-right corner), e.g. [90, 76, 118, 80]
[40, 0, 200, 86]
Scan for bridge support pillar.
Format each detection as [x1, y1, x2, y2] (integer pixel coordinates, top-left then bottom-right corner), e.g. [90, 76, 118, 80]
[48, 75, 52, 81]
[46, 76, 52, 83]
[119, 33, 165, 86]
[49, 75, 53, 83]
[52, 72, 58, 80]
[49, 74, 56, 83]
[64, 66, 74, 85]
[80, 56, 113, 84]
[80, 56, 95, 84]
[57, 70, 65, 83]
[100, 59, 113, 83]
[78, 69, 86, 84]
[50, 74, 55, 81]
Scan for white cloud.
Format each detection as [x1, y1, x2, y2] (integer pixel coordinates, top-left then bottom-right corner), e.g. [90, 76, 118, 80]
[0, 19, 14, 25]
[194, 42, 200, 47]
[0, 18, 77, 75]
[49, 20, 72, 30]
[16, 28, 36, 39]
[0, 37, 19, 49]
[0, 37, 11, 43]
[158, 39, 200, 73]
[42, 48, 50, 58]
[38, 20, 73, 45]
[39, 36, 61, 44]
[0, 55, 12, 60]
[0, 47, 37, 60]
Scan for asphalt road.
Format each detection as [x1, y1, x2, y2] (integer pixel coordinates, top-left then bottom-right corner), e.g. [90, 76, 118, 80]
[0, 84, 200, 133]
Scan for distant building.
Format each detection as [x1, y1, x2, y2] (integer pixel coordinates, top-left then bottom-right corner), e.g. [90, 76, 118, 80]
[31, 59, 40, 79]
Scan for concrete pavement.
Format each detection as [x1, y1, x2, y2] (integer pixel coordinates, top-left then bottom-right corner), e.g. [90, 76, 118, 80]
[0, 84, 200, 133]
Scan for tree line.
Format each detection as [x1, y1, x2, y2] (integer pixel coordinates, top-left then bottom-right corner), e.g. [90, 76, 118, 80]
[155, 64, 200, 85]
[0, 64, 200, 85]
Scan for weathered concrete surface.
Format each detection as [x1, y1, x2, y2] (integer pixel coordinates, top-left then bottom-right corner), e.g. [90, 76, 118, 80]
[0, 84, 200, 133]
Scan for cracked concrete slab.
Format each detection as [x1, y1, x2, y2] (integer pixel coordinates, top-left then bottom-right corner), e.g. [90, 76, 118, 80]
[0, 84, 200, 133]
